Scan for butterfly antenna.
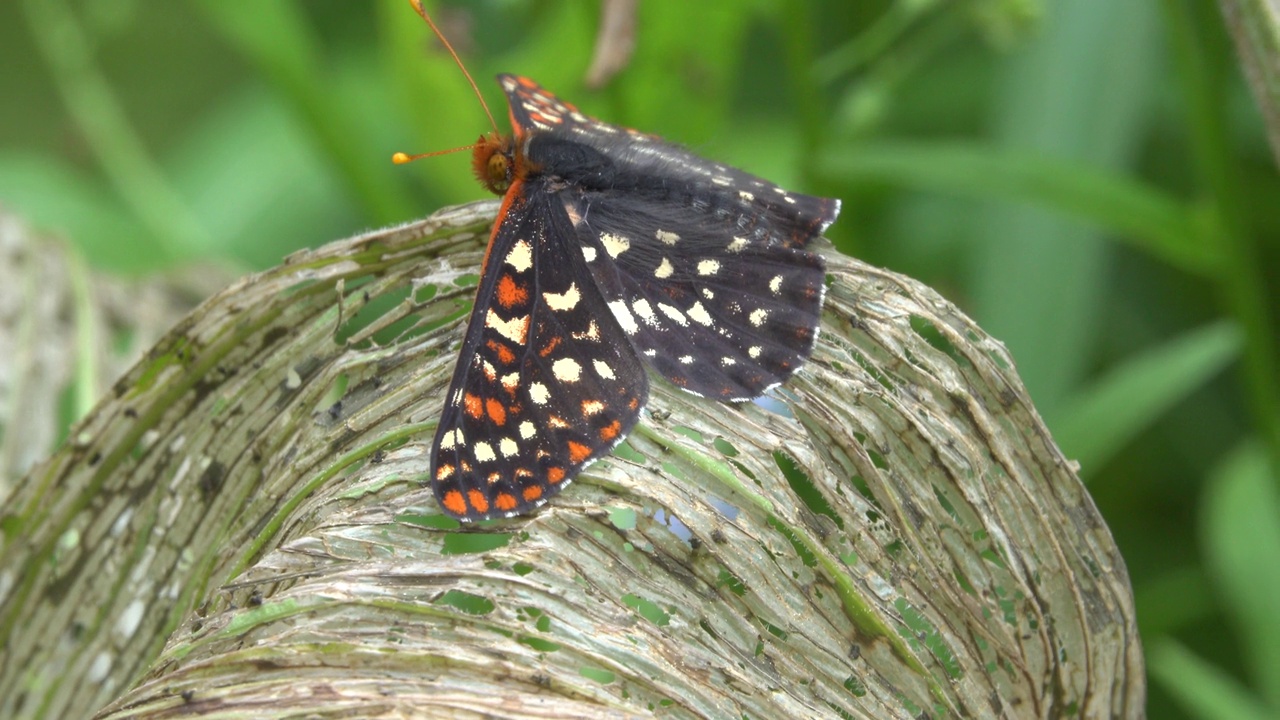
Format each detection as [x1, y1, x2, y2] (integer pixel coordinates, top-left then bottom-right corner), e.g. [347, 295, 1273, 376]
[407, 0, 500, 135]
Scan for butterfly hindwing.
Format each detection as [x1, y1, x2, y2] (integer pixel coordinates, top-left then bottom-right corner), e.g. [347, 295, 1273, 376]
[430, 182, 648, 520]
[565, 189, 828, 401]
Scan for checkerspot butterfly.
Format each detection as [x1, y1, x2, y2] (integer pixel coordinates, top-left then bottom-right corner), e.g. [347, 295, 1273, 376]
[402, 4, 840, 521]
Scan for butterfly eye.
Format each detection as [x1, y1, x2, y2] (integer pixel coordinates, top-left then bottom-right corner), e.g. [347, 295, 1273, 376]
[487, 153, 511, 193]
[472, 134, 515, 195]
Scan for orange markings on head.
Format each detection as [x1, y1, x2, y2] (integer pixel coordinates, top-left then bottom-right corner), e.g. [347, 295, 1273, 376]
[522, 485, 543, 502]
[496, 274, 528, 309]
[486, 339, 517, 366]
[467, 489, 490, 514]
[486, 398, 507, 425]
[495, 493, 518, 511]
[547, 467, 566, 484]
[442, 489, 468, 516]
[464, 393, 483, 419]
[539, 335, 562, 358]
[568, 441, 592, 463]
[600, 420, 621, 441]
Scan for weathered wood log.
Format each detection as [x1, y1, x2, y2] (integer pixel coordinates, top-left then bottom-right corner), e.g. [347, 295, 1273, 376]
[0, 201, 1144, 718]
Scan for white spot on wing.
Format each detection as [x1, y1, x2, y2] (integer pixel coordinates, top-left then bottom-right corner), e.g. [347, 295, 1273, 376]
[697, 260, 720, 276]
[654, 257, 674, 279]
[499, 437, 519, 457]
[632, 299, 658, 326]
[440, 428, 462, 450]
[748, 346, 762, 359]
[769, 275, 784, 295]
[727, 237, 747, 253]
[519, 420, 536, 439]
[656, 230, 680, 245]
[593, 359, 616, 379]
[609, 300, 639, 334]
[530, 382, 550, 405]
[601, 233, 631, 258]
[658, 303, 688, 326]
[749, 308, 769, 327]
[474, 441, 496, 463]
[582, 400, 605, 416]
[506, 240, 533, 272]
[486, 310, 529, 344]
[687, 302, 713, 326]
[552, 357, 582, 382]
[544, 283, 581, 312]
[572, 320, 601, 341]
[582, 245, 597, 262]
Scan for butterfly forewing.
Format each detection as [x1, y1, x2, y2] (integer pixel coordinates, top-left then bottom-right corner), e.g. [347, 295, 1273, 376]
[431, 185, 647, 520]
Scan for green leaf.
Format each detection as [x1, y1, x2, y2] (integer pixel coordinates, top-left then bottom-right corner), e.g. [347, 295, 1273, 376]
[1148, 638, 1275, 720]
[1201, 440, 1280, 711]
[818, 140, 1219, 276]
[1056, 321, 1242, 472]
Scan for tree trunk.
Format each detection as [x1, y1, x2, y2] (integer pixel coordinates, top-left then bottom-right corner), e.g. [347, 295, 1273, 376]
[0, 201, 1145, 719]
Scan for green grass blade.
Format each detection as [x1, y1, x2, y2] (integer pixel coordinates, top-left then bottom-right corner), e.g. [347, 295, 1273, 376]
[1056, 321, 1242, 472]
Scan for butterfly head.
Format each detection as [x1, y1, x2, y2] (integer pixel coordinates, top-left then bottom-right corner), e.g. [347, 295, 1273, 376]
[472, 131, 518, 195]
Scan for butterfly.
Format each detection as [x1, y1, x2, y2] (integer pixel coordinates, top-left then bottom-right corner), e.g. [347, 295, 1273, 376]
[422, 72, 840, 521]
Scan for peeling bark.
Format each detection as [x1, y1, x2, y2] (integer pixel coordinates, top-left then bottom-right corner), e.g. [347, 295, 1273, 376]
[0, 201, 1144, 719]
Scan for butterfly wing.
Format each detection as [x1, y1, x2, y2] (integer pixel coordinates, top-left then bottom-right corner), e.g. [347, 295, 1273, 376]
[500, 74, 838, 401]
[497, 74, 839, 246]
[430, 181, 648, 521]
[569, 193, 828, 401]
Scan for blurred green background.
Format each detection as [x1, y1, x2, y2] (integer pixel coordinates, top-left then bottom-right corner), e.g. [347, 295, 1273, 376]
[2, 0, 1278, 717]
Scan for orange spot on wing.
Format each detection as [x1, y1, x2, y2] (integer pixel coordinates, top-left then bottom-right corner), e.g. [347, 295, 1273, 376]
[467, 489, 490, 514]
[496, 274, 528, 309]
[599, 420, 621, 441]
[523, 485, 543, 502]
[568, 441, 592, 463]
[495, 493, 518, 511]
[547, 467, 565, 484]
[539, 335, 562, 357]
[464, 393, 483, 419]
[486, 339, 516, 366]
[486, 398, 507, 425]
[442, 489, 467, 516]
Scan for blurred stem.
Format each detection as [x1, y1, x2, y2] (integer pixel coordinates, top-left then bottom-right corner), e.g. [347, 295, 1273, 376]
[1162, 0, 1280, 478]
[23, 0, 203, 261]
[813, 0, 933, 84]
[1217, 0, 1280, 168]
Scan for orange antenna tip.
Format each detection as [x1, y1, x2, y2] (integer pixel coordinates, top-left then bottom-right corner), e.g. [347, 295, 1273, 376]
[392, 141, 485, 165]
